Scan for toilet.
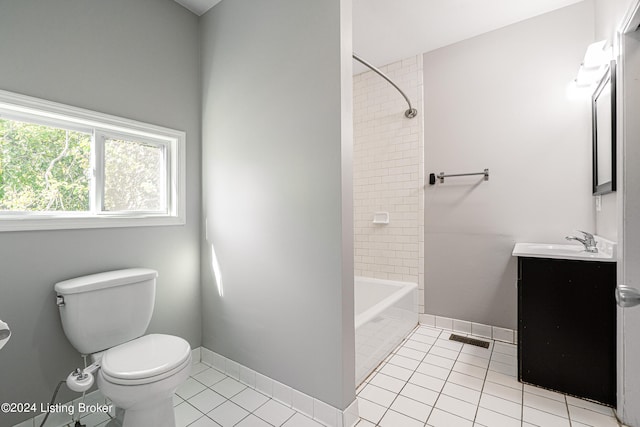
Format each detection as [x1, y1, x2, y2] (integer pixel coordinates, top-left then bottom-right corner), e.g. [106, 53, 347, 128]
[55, 268, 191, 427]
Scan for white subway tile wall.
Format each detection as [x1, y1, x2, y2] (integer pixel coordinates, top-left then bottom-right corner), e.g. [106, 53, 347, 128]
[353, 55, 425, 313]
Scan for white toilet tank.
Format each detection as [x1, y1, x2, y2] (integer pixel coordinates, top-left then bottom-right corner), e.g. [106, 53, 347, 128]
[55, 268, 158, 355]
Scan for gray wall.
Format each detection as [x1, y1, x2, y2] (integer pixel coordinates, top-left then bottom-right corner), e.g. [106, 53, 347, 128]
[423, 1, 595, 329]
[595, 0, 635, 43]
[593, 0, 635, 241]
[200, 0, 355, 410]
[0, 0, 202, 424]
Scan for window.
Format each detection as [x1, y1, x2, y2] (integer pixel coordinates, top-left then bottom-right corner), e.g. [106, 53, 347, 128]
[0, 89, 185, 231]
[102, 137, 166, 212]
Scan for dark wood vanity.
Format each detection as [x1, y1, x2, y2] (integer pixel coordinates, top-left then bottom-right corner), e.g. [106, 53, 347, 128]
[517, 256, 616, 406]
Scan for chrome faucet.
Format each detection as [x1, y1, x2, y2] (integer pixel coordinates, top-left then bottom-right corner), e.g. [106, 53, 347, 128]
[565, 230, 598, 253]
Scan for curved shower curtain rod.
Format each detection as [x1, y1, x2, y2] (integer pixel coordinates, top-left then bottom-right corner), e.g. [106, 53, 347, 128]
[352, 53, 418, 119]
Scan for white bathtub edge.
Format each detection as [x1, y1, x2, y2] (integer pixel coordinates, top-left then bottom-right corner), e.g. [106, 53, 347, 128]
[355, 277, 418, 329]
[355, 277, 418, 386]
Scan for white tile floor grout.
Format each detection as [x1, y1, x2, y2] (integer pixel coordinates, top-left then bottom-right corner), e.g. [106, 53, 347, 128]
[355, 324, 626, 427]
[37, 323, 627, 427]
[87, 361, 327, 427]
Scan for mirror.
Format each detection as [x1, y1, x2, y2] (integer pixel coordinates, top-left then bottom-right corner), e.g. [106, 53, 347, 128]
[592, 61, 616, 195]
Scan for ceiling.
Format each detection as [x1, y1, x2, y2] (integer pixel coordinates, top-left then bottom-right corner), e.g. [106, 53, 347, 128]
[174, 0, 221, 16]
[352, 0, 585, 72]
[175, 0, 585, 72]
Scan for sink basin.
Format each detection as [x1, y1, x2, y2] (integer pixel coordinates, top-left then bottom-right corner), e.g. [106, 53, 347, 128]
[512, 242, 615, 262]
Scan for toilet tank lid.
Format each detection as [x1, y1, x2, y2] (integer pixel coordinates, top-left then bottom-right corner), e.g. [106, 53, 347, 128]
[54, 268, 158, 295]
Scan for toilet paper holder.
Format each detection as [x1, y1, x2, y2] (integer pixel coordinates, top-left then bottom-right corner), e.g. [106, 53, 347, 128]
[0, 319, 10, 350]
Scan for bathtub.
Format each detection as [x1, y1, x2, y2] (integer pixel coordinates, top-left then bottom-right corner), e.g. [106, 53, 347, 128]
[355, 276, 418, 385]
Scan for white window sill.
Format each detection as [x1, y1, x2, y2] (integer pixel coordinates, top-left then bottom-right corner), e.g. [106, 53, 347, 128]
[0, 214, 185, 232]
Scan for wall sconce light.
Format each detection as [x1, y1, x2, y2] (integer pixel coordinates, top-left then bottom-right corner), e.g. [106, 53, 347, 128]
[575, 40, 611, 88]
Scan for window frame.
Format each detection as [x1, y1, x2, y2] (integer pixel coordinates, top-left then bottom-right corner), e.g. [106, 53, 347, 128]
[0, 89, 186, 232]
[95, 131, 171, 215]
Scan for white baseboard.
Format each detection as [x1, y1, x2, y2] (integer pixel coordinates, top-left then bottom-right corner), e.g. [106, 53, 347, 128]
[13, 346, 358, 427]
[419, 313, 518, 344]
[198, 346, 359, 427]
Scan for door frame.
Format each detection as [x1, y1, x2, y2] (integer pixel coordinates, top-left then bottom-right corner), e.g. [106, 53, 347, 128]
[617, 0, 640, 424]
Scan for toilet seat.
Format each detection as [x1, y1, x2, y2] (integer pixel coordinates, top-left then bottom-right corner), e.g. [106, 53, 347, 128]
[101, 334, 191, 386]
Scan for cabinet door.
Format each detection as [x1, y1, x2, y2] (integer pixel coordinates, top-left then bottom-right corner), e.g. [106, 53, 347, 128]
[518, 257, 616, 405]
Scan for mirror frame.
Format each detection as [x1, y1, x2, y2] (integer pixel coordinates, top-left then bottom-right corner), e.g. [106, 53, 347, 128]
[592, 60, 617, 195]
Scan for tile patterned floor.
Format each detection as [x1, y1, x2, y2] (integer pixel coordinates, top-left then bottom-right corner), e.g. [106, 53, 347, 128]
[85, 362, 327, 427]
[355, 324, 625, 427]
[170, 368, 327, 427]
[27, 324, 626, 427]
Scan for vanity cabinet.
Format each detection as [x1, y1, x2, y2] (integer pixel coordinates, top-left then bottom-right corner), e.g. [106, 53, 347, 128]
[517, 256, 616, 406]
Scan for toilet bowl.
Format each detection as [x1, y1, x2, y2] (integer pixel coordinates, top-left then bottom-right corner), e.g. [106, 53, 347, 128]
[97, 334, 191, 427]
[54, 269, 191, 427]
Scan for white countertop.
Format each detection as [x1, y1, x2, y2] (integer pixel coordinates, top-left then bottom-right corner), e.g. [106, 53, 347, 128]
[512, 238, 616, 263]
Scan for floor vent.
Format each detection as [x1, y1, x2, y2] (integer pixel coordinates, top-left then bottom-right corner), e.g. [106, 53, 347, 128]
[449, 334, 490, 348]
